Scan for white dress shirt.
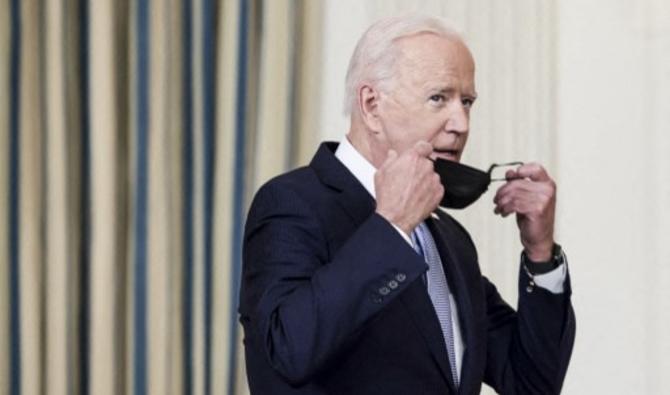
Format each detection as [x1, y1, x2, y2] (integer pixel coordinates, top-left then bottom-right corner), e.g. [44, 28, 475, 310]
[334, 136, 567, 379]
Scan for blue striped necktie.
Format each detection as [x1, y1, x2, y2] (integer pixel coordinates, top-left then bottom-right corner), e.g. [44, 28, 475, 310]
[411, 222, 459, 387]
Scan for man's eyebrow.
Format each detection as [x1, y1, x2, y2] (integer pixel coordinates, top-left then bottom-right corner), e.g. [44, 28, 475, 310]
[428, 86, 478, 98]
[426, 86, 456, 95]
[432, 86, 454, 92]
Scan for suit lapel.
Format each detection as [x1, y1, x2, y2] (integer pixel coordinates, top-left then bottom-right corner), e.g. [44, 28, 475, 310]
[309, 142, 376, 228]
[398, 278, 459, 392]
[426, 215, 478, 395]
[309, 143, 465, 391]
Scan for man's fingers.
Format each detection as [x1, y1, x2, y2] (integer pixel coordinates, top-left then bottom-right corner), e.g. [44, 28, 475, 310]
[412, 140, 433, 158]
[515, 162, 551, 182]
[494, 170, 555, 206]
[494, 179, 537, 204]
[494, 196, 535, 217]
[494, 194, 517, 216]
[494, 178, 554, 215]
[495, 184, 554, 217]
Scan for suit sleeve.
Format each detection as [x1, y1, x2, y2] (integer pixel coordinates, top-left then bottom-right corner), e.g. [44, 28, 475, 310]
[483, 265, 576, 395]
[239, 182, 427, 385]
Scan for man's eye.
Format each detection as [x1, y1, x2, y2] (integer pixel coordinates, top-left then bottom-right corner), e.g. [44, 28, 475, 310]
[429, 94, 446, 103]
[461, 97, 475, 108]
[462, 98, 475, 108]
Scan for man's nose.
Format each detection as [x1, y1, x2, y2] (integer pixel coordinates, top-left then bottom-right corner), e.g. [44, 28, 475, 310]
[444, 103, 469, 134]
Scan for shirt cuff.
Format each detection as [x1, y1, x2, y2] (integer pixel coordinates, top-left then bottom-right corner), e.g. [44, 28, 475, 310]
[391, 224, 413, 246]
[531, 256, 568, 294]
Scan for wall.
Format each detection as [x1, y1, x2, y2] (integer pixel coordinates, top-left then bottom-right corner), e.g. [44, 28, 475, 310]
[556, 1, 670, 393]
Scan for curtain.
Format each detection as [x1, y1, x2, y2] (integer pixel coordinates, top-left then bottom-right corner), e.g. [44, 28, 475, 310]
[0, 0, 322, 394]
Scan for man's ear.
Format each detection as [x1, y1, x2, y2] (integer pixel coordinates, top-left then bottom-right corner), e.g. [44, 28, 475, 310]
[357, 84, 383, 133]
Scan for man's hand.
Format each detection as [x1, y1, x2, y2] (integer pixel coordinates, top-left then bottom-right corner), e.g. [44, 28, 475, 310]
[493, 163, 556, 262]
[375, 141, 443, 235]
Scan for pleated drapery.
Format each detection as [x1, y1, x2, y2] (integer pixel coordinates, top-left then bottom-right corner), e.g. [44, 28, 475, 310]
[0, 1, 322, 394]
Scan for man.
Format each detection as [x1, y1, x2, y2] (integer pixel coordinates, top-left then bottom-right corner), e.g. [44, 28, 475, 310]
[239, 15, 575, 395]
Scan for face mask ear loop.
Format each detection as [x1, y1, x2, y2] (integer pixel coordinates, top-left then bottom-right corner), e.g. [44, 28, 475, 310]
[488, 161, 525, 182]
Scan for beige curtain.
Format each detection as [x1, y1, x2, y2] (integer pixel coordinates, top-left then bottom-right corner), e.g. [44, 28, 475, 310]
[0, 0, 321, 394]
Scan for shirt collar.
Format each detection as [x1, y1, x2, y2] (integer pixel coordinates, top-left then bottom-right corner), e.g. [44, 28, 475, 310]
[335, 136, 377, 198]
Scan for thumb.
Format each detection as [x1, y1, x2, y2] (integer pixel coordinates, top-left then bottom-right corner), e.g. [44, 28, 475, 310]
[380, 149, 398, 169]
[413, 140, 433, 158]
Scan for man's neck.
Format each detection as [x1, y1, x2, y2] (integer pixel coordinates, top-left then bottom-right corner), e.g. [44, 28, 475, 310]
[346, 128, 383, 169]
[335, 134, 377, 198]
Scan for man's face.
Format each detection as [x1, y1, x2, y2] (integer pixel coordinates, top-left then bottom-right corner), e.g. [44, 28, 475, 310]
[374, 33, 476, 163]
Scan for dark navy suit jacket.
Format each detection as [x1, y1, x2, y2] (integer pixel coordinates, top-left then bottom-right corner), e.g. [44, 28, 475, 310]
[239, 142, 575, 394]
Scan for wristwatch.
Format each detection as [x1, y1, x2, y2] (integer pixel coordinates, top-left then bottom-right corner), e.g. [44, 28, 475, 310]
[522, 243, 564, 275]
[521, 244, 564, 293]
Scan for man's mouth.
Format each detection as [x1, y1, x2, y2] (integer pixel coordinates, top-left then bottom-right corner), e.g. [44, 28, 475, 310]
[433, 148, 460, 160]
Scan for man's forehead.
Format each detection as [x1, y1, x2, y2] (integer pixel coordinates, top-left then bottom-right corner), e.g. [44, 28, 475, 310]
[394, 33, 474, 69]
[391, 33, 476, 90]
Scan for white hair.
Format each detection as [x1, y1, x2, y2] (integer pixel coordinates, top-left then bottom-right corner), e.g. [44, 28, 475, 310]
[343, 15, 463, 116]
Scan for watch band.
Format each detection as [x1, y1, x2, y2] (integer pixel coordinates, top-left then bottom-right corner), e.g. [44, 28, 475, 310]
[522, 243, 563, 275]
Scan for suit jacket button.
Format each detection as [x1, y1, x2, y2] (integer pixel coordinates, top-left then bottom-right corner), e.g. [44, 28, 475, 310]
[371, 295, 383, 304]
[388, 280, 398, 289]
[395, 273, 407, 282]
[379, 286, 390, 295]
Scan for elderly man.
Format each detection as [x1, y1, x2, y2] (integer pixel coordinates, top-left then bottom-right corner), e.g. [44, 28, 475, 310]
[239, 15, 575, 395]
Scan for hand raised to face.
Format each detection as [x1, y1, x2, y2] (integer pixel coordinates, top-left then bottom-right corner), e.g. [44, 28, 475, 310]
[374, 141, 444, 235]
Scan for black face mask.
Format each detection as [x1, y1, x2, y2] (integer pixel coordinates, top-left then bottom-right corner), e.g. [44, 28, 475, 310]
[432, 159, 523, 209]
